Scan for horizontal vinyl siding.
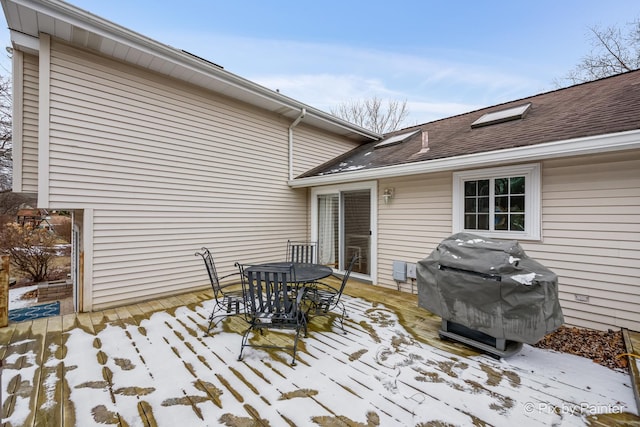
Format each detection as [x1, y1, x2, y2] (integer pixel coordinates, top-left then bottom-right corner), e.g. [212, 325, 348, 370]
[21, 53, 39, 192]
[523, 151, 640, 330]
[47, 41, 327, 309]
[292, 126, 359, 241]
[377, 172, 452, 293]
[293, 124, 360, 178]
[90, 209, 304, 308]
[374, 152, 639, 331]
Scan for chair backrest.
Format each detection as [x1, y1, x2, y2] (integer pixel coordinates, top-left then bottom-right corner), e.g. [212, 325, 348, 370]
[242, 264, 298, 320]
[195, 247, 223, 298]
[287, 240, 317, 264]
[335, 253, 359, 299]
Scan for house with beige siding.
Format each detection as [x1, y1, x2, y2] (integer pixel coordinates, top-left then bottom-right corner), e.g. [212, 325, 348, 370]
[3, 0, 639, 332]
[294, 72, 640, 332]
[1, 0, 380, 312]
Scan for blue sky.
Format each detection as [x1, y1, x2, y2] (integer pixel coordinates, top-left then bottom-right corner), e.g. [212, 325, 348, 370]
[1, 0, 639, 126]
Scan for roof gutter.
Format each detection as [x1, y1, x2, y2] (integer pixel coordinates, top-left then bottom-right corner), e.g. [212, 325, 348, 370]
[288, 129, 640, 188]
[288, 108, 306, 181]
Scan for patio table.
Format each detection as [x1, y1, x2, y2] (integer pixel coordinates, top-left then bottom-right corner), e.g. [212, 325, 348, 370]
[244, 262, 333, 284]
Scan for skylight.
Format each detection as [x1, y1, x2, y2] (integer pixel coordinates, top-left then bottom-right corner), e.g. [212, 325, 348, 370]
[374, 130, 420, 149]
[471, 103, 531, 128]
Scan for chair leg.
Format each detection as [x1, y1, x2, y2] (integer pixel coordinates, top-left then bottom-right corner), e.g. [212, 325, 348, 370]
[238, 326, 253, 361]
[291, 326, 303, 366]
[299, 311, 308, 338]
[206, 301, 244, 336]
[206, 308, 222, 335]
[226, 299, 241, 314]
[208, 313, 233, 335]
[336, 302, 347, 334]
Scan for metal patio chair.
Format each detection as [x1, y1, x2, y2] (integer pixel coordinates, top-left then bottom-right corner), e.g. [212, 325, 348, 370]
[238, 263, 308, 366]
[286, 240, 318, 264]
[195, 247, 244, 334]
[304, 253, 358, 334]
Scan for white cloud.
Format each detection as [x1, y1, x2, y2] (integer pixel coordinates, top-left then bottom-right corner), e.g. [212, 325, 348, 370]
[406, 100, 484, 125]
[162, 31, 554, 125]
[251, 74, 390, 106]
[250, 73, 480, 125]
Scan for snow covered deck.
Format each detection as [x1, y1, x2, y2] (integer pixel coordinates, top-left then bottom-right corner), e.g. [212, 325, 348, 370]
[1, 279, 638, 426]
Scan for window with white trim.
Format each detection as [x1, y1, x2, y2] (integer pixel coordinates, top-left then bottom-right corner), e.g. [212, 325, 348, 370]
[453, 164, 541, 240]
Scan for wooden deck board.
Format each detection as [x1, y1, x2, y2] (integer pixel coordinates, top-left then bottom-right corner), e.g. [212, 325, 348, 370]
[2, 321, 29, 422]
[1, 280, 638, 426]
[33, 316, 63, 427]
[2, 319, 48, 426]
[623, 328, 640, 418]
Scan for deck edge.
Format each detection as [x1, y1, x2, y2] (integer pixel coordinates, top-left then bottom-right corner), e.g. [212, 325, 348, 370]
[622, 328, 640, 414]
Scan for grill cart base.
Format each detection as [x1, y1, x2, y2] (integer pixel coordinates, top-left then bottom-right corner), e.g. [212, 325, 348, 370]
[439, 319, 523, 359]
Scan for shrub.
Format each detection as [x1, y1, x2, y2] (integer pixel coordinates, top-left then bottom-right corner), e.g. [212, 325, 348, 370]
[0, 222, 58, 283]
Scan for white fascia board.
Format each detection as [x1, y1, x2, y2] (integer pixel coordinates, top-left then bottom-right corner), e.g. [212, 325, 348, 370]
[289, 129, 640, 188]
[14, 0, 380, 141]
[9, 30, 39, 54]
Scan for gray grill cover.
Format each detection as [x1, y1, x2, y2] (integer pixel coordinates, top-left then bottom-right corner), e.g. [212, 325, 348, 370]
[417, 233, 563, 344]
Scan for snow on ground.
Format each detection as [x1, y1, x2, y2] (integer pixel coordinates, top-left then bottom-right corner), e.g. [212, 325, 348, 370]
[8, 284, 38, 309]
[1, 295, 637, 426]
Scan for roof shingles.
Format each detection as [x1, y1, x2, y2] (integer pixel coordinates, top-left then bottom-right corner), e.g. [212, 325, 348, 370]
[300, 70, 640, 178]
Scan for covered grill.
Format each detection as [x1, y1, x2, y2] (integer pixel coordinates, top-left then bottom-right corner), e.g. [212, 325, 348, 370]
[417, 233, 563, 357]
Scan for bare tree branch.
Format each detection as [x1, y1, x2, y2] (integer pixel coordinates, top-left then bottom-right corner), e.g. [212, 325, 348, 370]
[592, 26, 630, 71]
[330, 96, 409, 134]
[558, 18, 640, 86]
[0, 73, 12, 191]
[0, 223, 58, 283]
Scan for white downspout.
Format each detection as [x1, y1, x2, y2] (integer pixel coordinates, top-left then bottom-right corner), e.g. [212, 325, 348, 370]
[288, 108, 306, 180]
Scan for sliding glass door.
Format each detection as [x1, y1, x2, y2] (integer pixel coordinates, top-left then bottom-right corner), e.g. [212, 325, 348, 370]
[313, 183, 375, 277]
[317, 194, 339, 268]
[343, 190, 370, 275]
